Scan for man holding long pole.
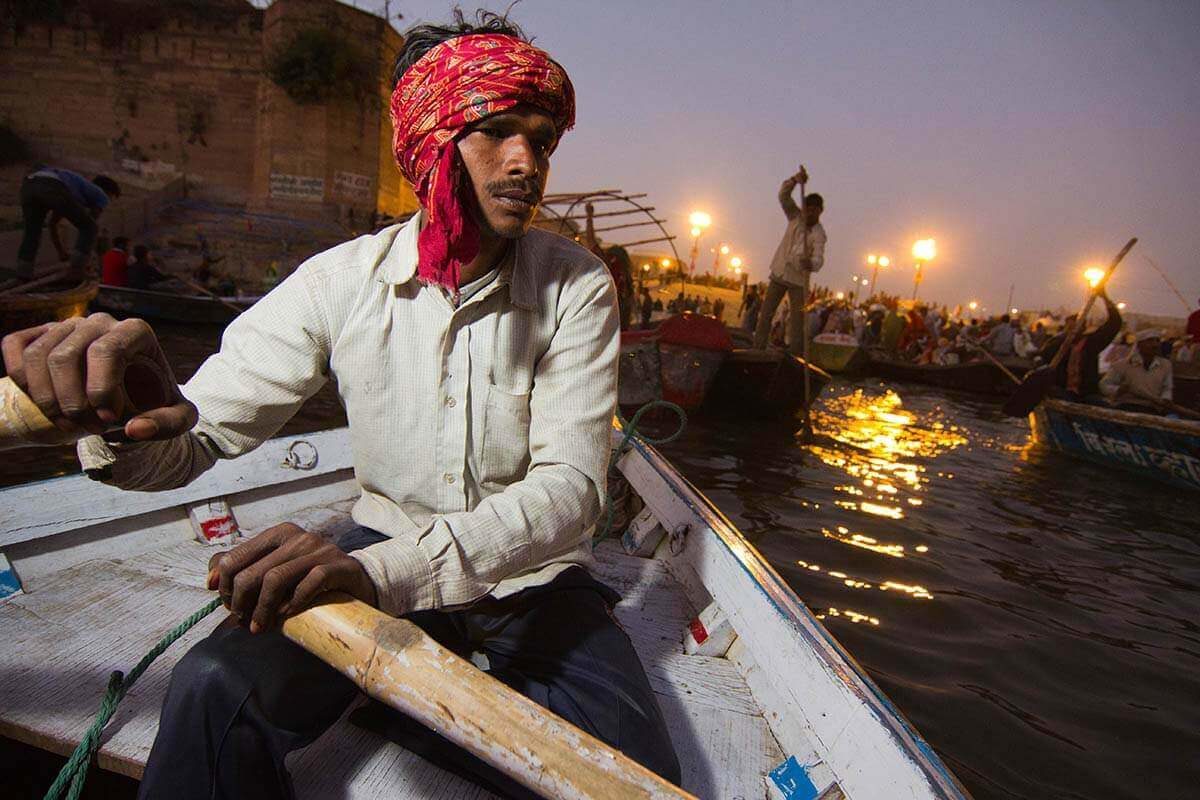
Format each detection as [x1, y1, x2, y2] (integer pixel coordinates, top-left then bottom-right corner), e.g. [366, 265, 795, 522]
[753, 165, 826, 353]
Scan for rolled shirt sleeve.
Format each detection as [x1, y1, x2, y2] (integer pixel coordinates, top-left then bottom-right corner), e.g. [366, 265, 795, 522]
[350, 273, 619, 615]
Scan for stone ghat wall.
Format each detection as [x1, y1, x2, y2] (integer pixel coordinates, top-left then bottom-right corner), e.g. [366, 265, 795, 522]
[0, 0, 417, 222]
[1, 4, 265, 206]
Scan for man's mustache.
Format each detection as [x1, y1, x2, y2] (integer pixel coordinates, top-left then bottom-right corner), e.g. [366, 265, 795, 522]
[485, 179, 542, 202]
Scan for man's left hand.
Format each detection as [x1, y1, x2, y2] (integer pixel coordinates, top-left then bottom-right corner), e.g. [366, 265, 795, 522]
[207, 523, 378, 633]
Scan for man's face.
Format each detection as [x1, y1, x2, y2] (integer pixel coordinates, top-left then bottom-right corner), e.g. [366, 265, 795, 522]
[457, 104, 557, 239]
[804, 203, 823, 226]
[1137, 338, 1159, 358]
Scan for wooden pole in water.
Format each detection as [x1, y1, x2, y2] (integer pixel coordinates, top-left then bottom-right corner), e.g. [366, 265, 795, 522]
[282, 594, 694, 799]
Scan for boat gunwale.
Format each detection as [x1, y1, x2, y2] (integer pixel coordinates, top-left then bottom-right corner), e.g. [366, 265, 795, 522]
[1041, 397, 1200, 436]
[620, 431, 971, 800]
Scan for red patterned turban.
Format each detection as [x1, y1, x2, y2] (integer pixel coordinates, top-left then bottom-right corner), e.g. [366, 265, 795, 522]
[389, 34, 576, 291]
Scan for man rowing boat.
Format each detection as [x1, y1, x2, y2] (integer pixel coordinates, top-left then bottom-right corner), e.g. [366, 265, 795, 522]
[0, 10, 679, 798]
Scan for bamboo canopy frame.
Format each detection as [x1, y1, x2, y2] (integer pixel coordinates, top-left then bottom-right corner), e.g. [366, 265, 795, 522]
[539, 190, 682, 264]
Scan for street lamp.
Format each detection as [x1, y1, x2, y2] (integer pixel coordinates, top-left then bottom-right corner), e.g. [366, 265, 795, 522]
[1083, 266, 1105, 288]
[968, 300, 978, 312]
[911, 239, 936, 301]
[686, 210, 712, 290]
[868, 254, 889, 296]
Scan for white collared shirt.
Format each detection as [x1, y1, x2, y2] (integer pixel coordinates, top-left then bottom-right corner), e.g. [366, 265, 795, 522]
[79, 214, 620, 615]
[1100, 351, 1174, 402]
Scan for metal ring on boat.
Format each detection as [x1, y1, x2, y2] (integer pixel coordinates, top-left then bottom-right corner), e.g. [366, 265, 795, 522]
[282, 440, 318, 471]
[669, 523, 689, 555]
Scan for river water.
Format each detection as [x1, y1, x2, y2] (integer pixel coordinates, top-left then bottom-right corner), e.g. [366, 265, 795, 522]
[3, 326, 1197, 800]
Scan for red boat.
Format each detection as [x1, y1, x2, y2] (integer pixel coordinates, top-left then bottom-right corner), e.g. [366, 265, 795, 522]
[617, 313, 732, 412]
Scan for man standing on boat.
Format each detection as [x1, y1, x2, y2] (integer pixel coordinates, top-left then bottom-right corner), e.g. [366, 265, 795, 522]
[0, 11, 679, 799]
[753, 166, 826, 352]
[13, 167, 120, 281]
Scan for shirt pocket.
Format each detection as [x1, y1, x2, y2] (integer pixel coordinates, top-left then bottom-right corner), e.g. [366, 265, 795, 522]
[480, 384, 532, 489]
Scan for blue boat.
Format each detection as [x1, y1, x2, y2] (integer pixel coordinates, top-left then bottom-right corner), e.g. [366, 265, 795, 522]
[1031, 398, 1200, 491]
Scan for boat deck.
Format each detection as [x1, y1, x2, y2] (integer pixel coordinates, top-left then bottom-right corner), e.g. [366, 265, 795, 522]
[0, 501, 782, 798]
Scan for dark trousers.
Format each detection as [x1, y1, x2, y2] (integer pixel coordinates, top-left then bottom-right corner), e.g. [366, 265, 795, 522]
[137, 527, 680, 799]
[17, 176, 97, 275]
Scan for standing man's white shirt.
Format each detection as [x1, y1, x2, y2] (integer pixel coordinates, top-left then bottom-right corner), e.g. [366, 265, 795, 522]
[78, 213, 620, 616]
[768, 182, 826, 288]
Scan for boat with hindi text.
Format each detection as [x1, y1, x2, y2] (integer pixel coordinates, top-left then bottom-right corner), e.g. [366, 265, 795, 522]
[1029, 398, 1200, 491]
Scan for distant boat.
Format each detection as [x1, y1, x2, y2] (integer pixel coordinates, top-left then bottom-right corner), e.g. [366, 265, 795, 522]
[0, 279, 98, 336]
[618, 313, 731, 412]
[867, 349, 1032, 397]
[704, 348, 831, 421]
[92, 285, 261, 325]
[1030, 398, 1200, 492]
[809, 332, 867, 374]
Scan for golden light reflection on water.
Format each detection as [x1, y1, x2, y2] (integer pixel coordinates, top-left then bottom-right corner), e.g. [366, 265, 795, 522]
[801, 390, 962, 629]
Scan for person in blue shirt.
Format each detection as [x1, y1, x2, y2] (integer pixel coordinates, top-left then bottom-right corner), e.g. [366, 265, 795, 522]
[16, 167, 120, 280]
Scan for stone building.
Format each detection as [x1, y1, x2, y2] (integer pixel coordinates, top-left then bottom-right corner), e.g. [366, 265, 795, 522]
[0, 0, 419, 226]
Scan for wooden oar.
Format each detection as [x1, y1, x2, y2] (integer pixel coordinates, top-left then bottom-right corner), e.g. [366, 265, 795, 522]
[0, 379, 694, 798]
[1002, 237, 1136, 417]
[0, 265, 80, 297]
[284, 594, 693, 799]
[175, 274, 246, 316]
[967, 342, 1022, 385]
[798, 166, 815, 443]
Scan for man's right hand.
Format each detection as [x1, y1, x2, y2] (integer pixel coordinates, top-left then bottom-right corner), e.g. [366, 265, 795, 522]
[1, 313, 197, 441]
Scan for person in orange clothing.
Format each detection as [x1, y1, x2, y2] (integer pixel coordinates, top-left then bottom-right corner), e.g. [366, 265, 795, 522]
[100, 236, 130, 286]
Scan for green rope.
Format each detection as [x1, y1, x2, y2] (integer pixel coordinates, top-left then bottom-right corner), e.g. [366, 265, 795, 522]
[595, 399, 688, 546]
[44, 597, 223, 800]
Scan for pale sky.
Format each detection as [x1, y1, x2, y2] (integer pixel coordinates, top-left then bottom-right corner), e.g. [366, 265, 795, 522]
[354, 0, 1200, 316]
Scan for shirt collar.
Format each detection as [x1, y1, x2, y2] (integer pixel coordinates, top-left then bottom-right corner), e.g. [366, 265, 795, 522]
[376, 211, 537, 311]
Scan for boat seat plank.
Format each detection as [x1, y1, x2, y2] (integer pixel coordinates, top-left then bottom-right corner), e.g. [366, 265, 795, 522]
[1, 522, 782, 798]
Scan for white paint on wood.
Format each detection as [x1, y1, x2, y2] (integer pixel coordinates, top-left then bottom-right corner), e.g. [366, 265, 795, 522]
[0, 427, 354, 546]
[618, 438, 970, 800]
[682, 601, 736, 658]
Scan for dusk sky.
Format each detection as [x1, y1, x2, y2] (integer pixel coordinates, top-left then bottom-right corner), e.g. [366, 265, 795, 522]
[367, 1, 1200, 316]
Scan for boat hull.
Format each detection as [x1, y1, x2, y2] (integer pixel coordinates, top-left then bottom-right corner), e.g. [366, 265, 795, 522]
[0, 280, 98, 336]
[704, 349, 831, 421]
[868, 351, 1029, 396]
[92, 285, 258, 325]
[810, 335, 866, 374]
[1031, 398, 1200, 491]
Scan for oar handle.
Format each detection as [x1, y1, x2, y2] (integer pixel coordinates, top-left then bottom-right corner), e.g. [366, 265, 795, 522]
[0, 376, 75, 449]
[282, 594, 694, 800]
[1048, 237, 1137, 371]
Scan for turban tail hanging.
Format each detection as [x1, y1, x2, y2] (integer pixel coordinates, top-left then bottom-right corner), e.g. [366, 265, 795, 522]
[390, 34, 576, 291]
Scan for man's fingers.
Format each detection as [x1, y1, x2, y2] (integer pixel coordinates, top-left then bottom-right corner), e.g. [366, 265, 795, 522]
[1, 324, 54, 387]
[216, 527, 290, 609]
[83, 318, 159, 422]
[228, 541, 304, 622]
[47, 317, 121, 430]
[251, 553, 332, 633]
[286, 562, 339, 616]
[21, 320, 82, 424]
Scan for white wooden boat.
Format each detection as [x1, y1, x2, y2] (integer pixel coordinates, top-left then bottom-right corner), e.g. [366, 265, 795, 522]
[0, 425, 970, 799]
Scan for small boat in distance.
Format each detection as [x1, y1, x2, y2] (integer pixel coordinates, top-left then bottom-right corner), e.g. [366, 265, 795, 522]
[704, 348, 831, 422]
[92, 284, 261, 326]
[867, 349, 1031, 397]
[809, 332, 867, 374]
[1030, 398, 1200, 492]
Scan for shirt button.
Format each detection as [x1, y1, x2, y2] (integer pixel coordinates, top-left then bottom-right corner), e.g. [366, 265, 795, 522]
[446, 396, 457, 408]
[444, 473, 455, 484]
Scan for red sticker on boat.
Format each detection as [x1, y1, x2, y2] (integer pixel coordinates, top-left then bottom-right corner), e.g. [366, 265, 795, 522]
[689, 617, 709, 644]
[200, 515, 237, 541]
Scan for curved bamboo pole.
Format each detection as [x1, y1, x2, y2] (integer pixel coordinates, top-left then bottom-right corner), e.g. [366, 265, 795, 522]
[282, 594, 694, 800]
